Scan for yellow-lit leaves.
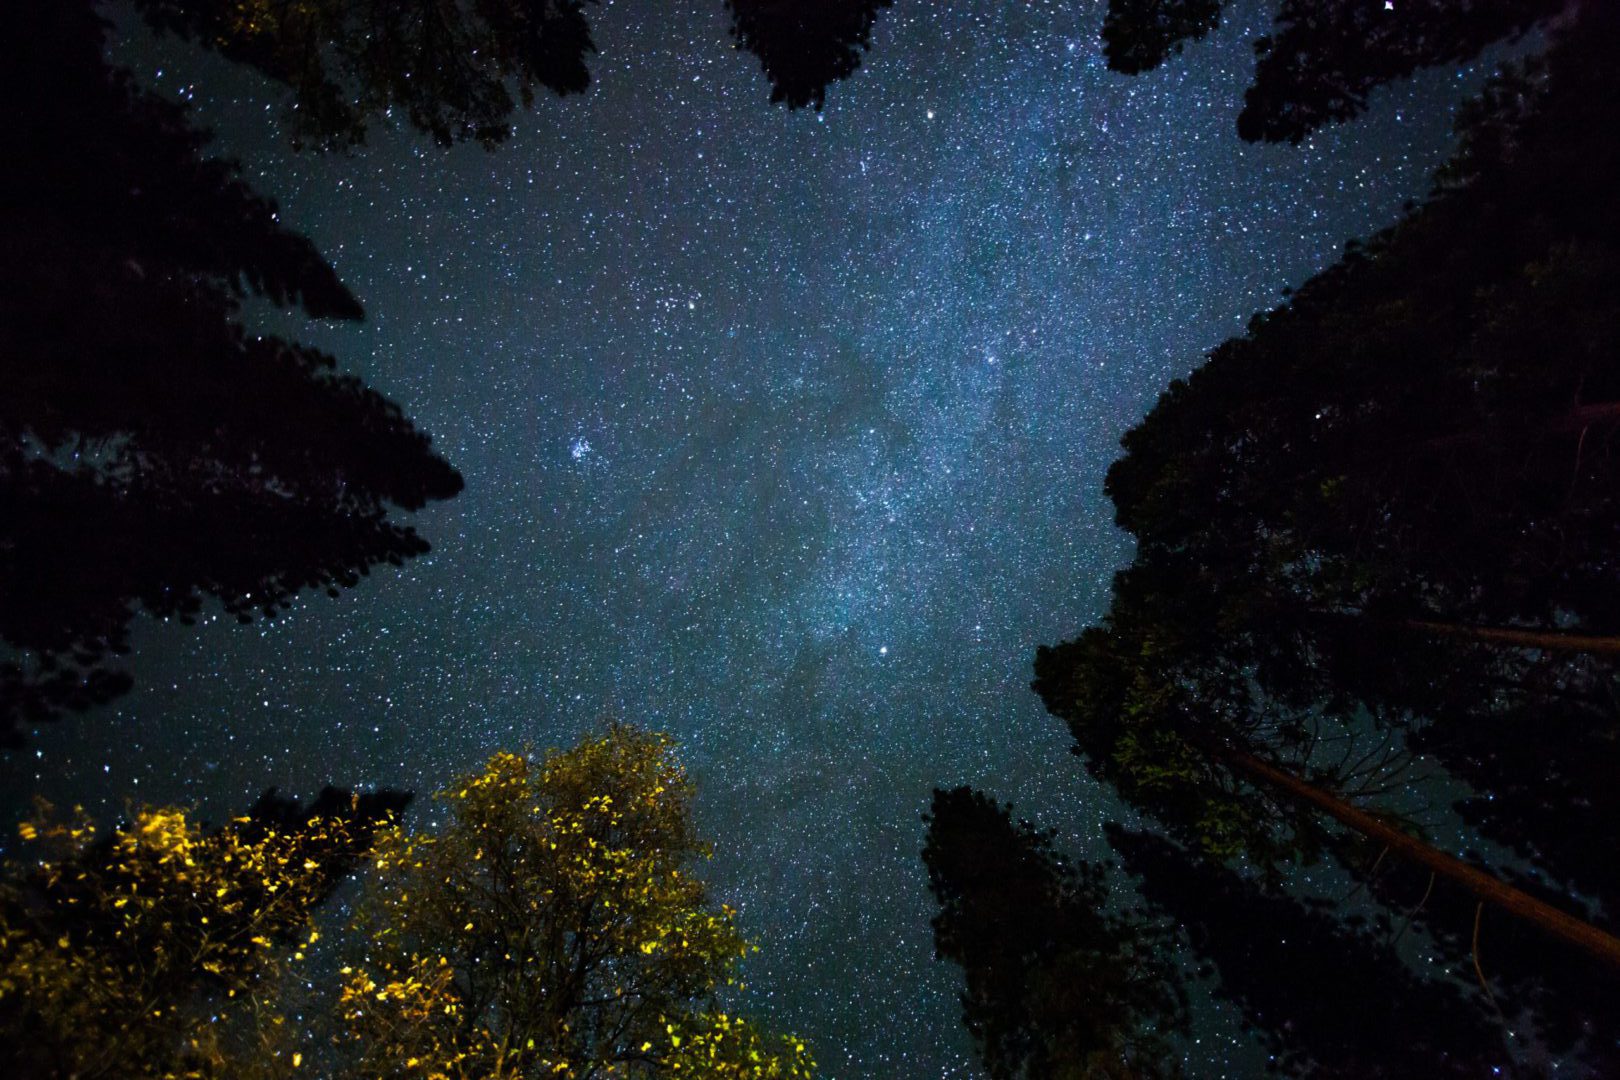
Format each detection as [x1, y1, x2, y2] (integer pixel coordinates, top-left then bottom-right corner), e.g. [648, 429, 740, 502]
[341, 724, 814, 1078]
[660, 1011, 817, 1079]
[1, 794, 396, 1079]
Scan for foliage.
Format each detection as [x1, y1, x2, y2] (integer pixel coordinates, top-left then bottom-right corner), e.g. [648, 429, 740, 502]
[1101, 0, 1222, 76]
[337, 725, 814, 1079]
[724, 1, 894, 110]
[0, 787, 408, 1079]
[0, 1, 463, 739]
[922, 787, 1186, 1080]
[1106, 826, 1507, 1077]
[1100, 0, 1564, 141]
[1025, 6, 1620, 1071]
[127, 0, 894, 147]
[1040, 2, 1620, 880]
[127, 0, 598, 148]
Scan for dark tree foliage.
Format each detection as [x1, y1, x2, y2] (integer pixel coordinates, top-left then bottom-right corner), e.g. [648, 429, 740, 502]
[1060, 0, 1620, 888]
[1079, 12, 1620, 795]
[1240, 0, 1564, 143]
[126, 0, 895, 147]
[1340, 841, 1620, 1071]
[1029, 6, 1620, 1069]
[922, 787, 1186, 1079]
[1101, 0, 1566, 141]
[0, 1, 463, 741]
[1101, 0, 1222, 76]
[128, 0, 598, 147]
[1106, 826, 1507, 1077]
[724, 0, 894, 110]
[1030, 560, 1346, 873]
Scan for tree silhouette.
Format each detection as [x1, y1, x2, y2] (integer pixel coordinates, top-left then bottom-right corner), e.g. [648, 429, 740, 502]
[1, 1, 464, 740]
[1104, 825, 1510, 1077]
[128, 0, 598, 147]
[1101, 0, 1222, 76]
[336, 725, 815, 1079]
[922, 786, 1186, 1079]
[126, 0, 895, 147]
[1101, 0, 1566, 141]
[1029, 5, 1620, 1068]
[724, 0, 894, 110]
[1337, 835, 1620, 1072]
[1083, 0, 1620, 916]
[0, 785, 409, 1079]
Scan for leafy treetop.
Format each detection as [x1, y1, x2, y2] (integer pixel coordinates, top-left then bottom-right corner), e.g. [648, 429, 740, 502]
[0, 786, 409, 1080]
[338, 724, 815, 1079]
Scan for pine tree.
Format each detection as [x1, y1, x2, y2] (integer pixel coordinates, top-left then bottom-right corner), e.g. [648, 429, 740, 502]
[1, 2, 463, 739]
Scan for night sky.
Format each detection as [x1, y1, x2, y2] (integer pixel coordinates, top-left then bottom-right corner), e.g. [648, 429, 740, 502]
[3, 1, 1496, 1074]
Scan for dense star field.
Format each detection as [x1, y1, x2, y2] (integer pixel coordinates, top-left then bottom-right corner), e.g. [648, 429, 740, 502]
[1, 0, 1497, 1074]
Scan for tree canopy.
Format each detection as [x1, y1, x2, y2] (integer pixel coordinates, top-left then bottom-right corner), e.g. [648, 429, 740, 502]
[0, 786, 409, 1079]
[1102, 0, 1569, 141]
[126, 0, 895, 147]
[337, 725, 814, 1079]
[1067, 0, 1620, 903]
[922, 787, 1186, 1079]
[0, 1, 465, 740]
[1, 727, 812, 1078]
[1015, 3, 1620, 1071]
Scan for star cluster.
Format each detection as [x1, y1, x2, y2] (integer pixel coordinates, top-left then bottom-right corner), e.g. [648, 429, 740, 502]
[3, 0, 1489, 1073]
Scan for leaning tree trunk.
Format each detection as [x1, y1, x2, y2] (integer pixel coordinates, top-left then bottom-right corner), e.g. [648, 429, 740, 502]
[1422, 400, 1620, 451]
[1189, 734, 1620, 969]
[1404, 620, 1620, 657]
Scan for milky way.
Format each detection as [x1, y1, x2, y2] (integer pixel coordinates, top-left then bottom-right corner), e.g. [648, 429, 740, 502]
[3, 0, 1489, 1073]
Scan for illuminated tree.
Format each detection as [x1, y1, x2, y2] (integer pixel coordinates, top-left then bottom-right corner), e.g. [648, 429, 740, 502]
[336, 724, 814, 1079]
[0, 787, 408, 1079]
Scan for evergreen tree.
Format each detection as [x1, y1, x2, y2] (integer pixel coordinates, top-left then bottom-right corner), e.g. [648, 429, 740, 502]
[127, 0, 894, 147]
[1101, 0, 1567, 141]
[922, 787, 1186, 1080]
[724, 0, 894, 110]
[1104, 825, 1511, 1077]
[0, 1, 463, 740]
[1028, 5, 1620, 1069]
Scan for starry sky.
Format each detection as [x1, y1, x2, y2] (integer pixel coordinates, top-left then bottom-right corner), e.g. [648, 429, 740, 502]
[3, 0, 1497, 1074]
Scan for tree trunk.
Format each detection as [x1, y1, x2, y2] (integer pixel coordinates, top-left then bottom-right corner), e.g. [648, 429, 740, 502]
[1405, 619, 1620, 656]
[1422, 400, 1620, 451]
[1193, 734, 1620, 969]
